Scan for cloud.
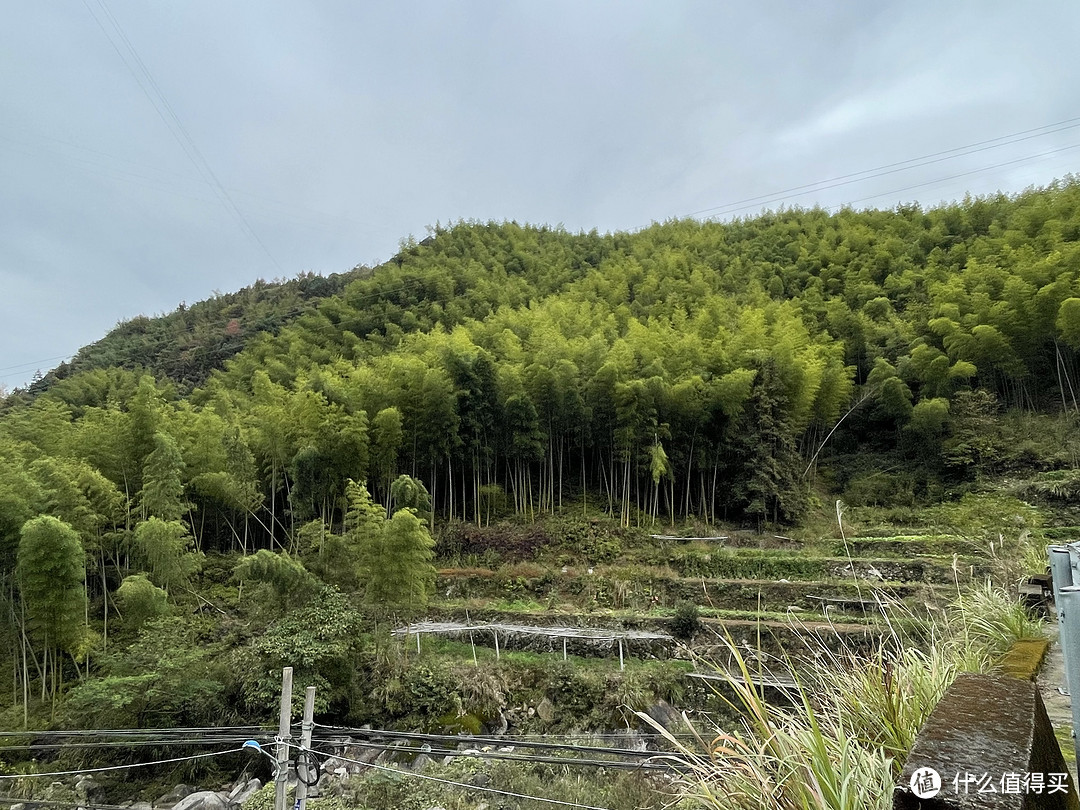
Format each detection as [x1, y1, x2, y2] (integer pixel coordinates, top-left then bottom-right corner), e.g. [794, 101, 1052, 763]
[774, 69, 999, 152]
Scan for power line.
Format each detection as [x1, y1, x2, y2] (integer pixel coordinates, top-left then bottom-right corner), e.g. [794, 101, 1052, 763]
[312, 723, 664, 760]
[0, 356, 74, 375]
[0, 737, 270, 753]
[0, 747, 245, 780]
[0, 126, 379, 238]
[688, 114, 1080, 219]
[307, 737, 669, 772]
[828, 142, 1080, 211]
[0, 726, 267, 737]
[0, 796, 133, 810]
[80, 0, 284, 275]
[300, 743, 615, 810]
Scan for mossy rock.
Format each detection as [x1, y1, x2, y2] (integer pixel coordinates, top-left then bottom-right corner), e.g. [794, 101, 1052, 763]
[998, 638, 1050, 681]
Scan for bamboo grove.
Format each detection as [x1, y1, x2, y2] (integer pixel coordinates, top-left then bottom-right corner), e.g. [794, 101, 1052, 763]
[2, 181, 1080, 684]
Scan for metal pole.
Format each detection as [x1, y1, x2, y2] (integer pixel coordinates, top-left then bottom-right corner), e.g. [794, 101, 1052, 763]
[563, 638, 567, 661]
[274, 667, 293, 810]
[295, 686, 316, 810]
[493, 630, 500, 660]
[1057, 585, 1080, 779]
[466, 608, 477, 666]
[1050, 546, 1074, 695]
[1067, 543, 1080, 588]
[618, 638, 624, 671]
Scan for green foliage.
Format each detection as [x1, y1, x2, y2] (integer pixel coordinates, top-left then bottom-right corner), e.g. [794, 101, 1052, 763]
[809, 644, 962, 769]
[132, 517, 202, 592]
[296, 519, 361, 591]
[670, 601, 701, 641]
[139, 432, 189, 521]
[0, 444, 43, 569]
[60, 615, 227, 728]
[234, 549, 319, 606]
[29, 456, 125, 546]
[16, 515, 86, 653]
[344, 479, 383, 536]
[234, 587, 363, 717]
[949, 581, 1046, 659]
[361, 509, 436, 616]
[1057, 297, 1080, 349]
[389, 474, 432, 519]
[115, 575, 170, 630]
[942, 390, 1002, 475]
[645, 637, 896, 810]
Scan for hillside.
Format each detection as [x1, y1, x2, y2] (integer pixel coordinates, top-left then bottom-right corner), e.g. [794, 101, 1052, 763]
[26, 267, 369, 394]
[0, 181, 1079, 806]
[9, 181, 1080, 536]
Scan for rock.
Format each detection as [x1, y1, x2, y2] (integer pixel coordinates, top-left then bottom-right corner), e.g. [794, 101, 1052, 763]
[76, 777, 106, 804]
[645, 699, 684, 732]
[411, 753, 433, 772]
[155, 785, 195, 808]
[132, 802, 153, 810]
[536, 696, 555, 722]
[171, 791, 228, 810]
[470, 773, 491, 787]
[226, 779, 261, 808]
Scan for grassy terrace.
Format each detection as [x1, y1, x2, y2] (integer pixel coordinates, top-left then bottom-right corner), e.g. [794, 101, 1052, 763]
[419, 517, 991, 669]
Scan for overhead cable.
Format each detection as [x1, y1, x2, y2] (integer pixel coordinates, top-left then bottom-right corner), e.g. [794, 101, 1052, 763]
[301, 743, 614, 810]
[689, 114, 1080, 219]
[0, 747, 245, 780]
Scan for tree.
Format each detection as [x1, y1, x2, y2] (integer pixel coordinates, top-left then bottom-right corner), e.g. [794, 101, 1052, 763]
[115, 575, 169, 630]
[234, 549, 318, 610]
[60, 615, 226, 728]
[371, 407, 403, 510]
[17, 515, 87, 701]
[140, 432, 190, 522]
[361, 509, 435, 616]
[132, 517, 201, 593]
[389, 474, 432, 520]
[729, 359, 806, 526]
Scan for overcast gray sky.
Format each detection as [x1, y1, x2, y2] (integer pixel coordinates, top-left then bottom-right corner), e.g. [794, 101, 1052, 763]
[3, 1, 1079, 389]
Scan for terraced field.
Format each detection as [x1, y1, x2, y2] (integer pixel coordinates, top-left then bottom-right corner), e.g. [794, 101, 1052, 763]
[417, 522, 992, 670]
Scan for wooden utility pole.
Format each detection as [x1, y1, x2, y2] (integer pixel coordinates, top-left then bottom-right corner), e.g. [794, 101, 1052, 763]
[295, 686, 316, 810]
[274, 667, 293, 810]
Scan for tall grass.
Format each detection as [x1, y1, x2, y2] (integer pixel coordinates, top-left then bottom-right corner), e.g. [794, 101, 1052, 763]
[640, 637, 894, 810]
[947, 579, 1046, 659]
[647, 581, 1046, 809]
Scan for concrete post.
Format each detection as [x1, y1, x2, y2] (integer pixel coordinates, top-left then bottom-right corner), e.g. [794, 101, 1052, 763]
[274, 667, 293, 810]
[295, 686, 316, 810]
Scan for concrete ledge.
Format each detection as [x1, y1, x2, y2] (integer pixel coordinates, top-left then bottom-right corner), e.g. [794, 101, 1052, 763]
[1000, 639, 1052, 682]
[895, 673, 1079, 809]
